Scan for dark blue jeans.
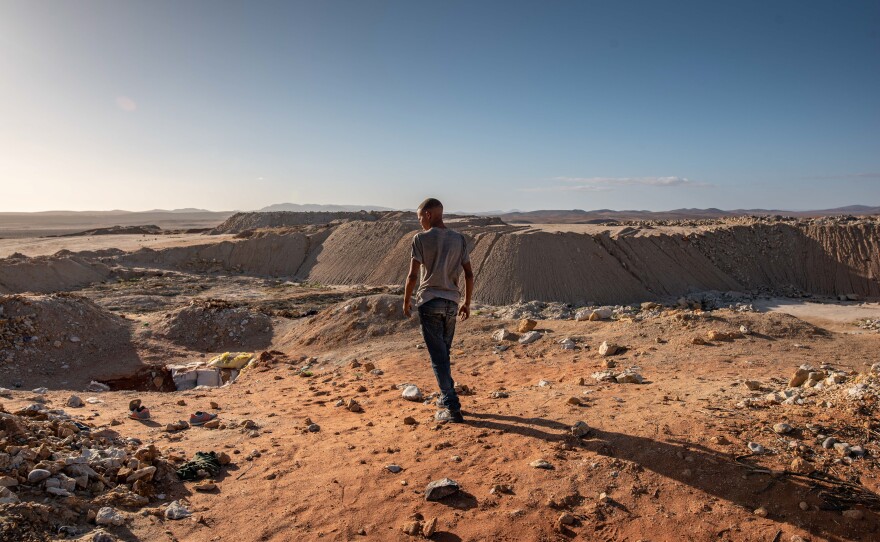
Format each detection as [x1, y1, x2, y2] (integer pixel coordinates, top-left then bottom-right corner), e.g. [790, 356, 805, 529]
[418, 297, 461, 412]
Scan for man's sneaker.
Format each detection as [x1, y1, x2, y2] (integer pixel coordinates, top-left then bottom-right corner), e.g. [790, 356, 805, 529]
[435, 409, 464, 424]
[190, 411, 217, 426]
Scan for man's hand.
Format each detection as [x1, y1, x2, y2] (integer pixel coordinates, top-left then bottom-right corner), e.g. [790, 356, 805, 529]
[403, 300, 412, 318]
[458, 303, 470, 321]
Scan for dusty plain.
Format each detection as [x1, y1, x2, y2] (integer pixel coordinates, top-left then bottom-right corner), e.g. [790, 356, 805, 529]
[1, 214, 879, 542]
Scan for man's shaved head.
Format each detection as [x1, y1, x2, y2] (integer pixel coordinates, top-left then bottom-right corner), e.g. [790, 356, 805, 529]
[417, 198, 443, 213]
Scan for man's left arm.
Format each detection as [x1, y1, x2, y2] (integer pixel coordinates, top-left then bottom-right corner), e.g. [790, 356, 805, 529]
[403, 258, 420, 317]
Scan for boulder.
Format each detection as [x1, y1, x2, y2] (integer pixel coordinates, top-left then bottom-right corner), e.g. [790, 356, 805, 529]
[517, 319, 537, 333]
[424, 478, 460, 501]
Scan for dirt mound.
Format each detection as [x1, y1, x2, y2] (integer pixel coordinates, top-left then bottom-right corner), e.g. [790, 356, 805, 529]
[0, 255, 112, 295]
[0, 293, 139, 389]
[287, 294, 418, 348]
[56, 224, 164, 237]
[156, 299, 273, 351]
[51, 218, 880, 307]
[210, 210, 386, 234]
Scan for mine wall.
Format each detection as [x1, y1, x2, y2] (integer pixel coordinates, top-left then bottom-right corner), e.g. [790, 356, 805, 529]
[2, 221, 878, 305]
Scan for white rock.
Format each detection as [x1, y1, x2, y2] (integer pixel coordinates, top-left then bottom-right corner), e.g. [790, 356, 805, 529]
[747, 442, 766, 454]
[164, 501, 192, 520]
[96, 507, 125, 526]
[560, 338, 577, 350]
[401, 385, 423, 402]
[67, 395, 83, 408]
[492, 329, 517, 342]
[518, 331, 542, 345]
[598, 341, 620, 356]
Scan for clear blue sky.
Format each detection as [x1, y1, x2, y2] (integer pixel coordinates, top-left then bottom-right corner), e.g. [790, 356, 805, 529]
[1, 0, 878, 212]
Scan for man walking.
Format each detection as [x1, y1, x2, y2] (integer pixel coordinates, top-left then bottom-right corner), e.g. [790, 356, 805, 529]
[403, 198, 474, 423]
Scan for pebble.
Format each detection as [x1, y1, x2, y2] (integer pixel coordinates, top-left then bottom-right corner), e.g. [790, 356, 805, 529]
[402, 416, 417, 425]
[822, 437, 836, 449]
[747, 442, 765, 454]
[307, 423, 320, 432]
[753, 507, 768, 517]
[566, 396, 582, 406]
[799, 501, 809, 511]
[66, 395, 83, 408]
[529, 459, 554, 470]
[386, 464, 402, 473]
[773, 423, 792, 434]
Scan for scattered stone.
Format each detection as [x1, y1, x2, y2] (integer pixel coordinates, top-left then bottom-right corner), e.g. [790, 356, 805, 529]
[164, 500, 192, 520]
[571, 421, 591, 438]
[518, 331, 542, 345]
[346, 399, 363, 413]
[386, 464, 402, 474]
[307, 423, 320, 432]
[529, 459, 554, 470]
[194, 481, 217, 492]
[710, 435, 731, 445]
[615, 371, 643, 384]
[403, 416, 417, 425]
[789, 368, 810, 388]
[560, 338, 577, 350]
[598, 341, 620, 356]
[95, 507, 125, 526]
[27, 469, 51, 483]
[517, 319, 537, 333]
[773, 423, 793, 434]
[566, 396, 582, 406]
[556, 512, 576, 531]
[489, 391, 509, 399]
[799, 501, 809, 511]
[66, 395, 83, 408]
[790, 457, 810, 474]
[492, 329, 518, 342]
[692, 336, 707, 345]
[747, 442, 766, 454]
[424, 478, 460, 501]
[401, 385, 423, 402]
[422, 517, 438, 537]
[754, 507, 768, 518]
[744, 381, 761, 391]
[822, 437, 836, 449]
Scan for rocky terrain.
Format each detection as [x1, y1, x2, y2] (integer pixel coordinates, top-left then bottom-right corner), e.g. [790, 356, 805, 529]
[0, 211, 878, 541]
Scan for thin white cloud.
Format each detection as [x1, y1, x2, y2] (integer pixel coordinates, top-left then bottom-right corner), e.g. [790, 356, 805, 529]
[519, 176, 707, 192]
[115, 96, 137, 112]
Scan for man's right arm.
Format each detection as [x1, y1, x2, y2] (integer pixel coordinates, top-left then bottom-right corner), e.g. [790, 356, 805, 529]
[403, 258, 420, 317]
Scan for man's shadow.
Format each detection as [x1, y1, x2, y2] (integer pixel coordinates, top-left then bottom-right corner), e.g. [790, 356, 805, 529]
[466, 412, 878, 542]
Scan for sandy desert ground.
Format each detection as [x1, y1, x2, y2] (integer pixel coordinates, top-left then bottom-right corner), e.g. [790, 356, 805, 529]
[1, 213, 879, 542]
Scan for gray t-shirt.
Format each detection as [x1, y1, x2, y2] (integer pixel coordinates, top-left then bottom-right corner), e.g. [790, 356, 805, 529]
[411, 228, 470, 306]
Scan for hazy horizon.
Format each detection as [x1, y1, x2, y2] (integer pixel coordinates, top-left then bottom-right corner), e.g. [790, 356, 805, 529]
[2, 1, 878, 213]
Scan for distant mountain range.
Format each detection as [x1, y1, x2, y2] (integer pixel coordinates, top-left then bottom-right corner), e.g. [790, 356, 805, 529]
[496, 205, 880, 223]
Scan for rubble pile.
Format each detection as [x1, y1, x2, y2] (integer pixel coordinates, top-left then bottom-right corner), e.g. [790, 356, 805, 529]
[0, 402, 177, 540]
[855, 318, 880, 332]
[158, 298, 273, 351]
[738, 363, 880, 411]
